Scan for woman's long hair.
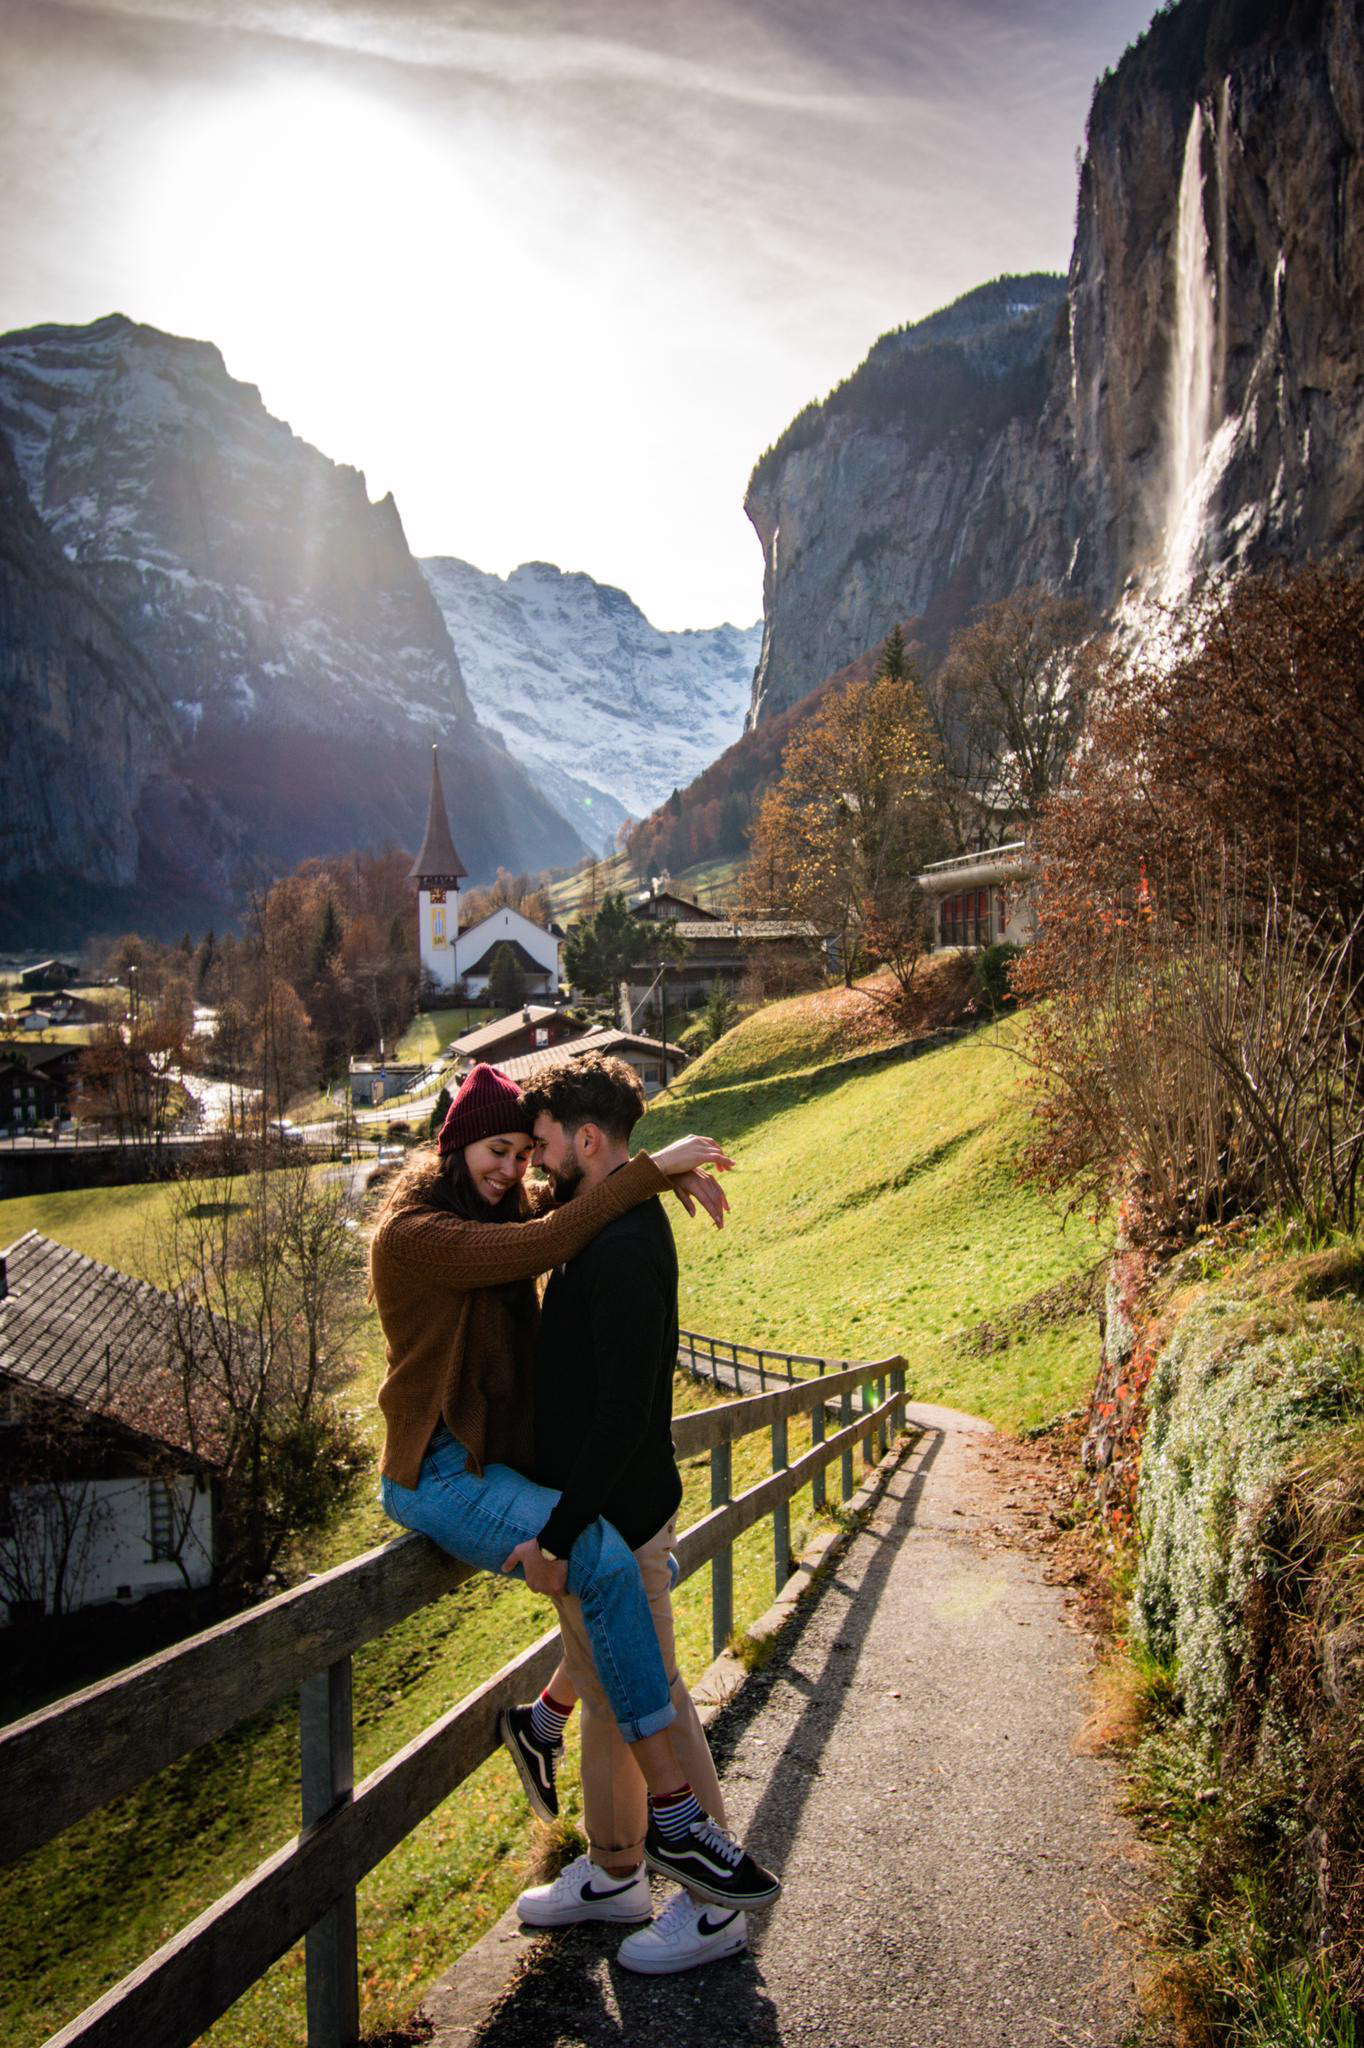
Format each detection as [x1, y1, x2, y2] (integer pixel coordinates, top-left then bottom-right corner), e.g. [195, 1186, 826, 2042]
[375, 1141, 531, 1229]
[373, 1142, 537, 1317]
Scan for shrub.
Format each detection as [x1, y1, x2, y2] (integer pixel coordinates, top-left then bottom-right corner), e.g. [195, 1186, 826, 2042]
[1133, 1296, 1364, 1734]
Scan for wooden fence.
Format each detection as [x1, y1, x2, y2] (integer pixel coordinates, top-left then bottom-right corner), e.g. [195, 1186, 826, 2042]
[678, 1326, 847, 1389]
[0, 1348, 908, 2048]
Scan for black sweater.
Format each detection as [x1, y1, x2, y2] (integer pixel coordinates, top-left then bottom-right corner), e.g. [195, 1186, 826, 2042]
[533, 1191, 682, 1558]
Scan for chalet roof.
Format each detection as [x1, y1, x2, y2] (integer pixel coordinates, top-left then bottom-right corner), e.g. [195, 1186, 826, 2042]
[451, 1005, 562, 1057]
[629, 890, 721, 921]
[407, 746, 468, 886]
[0, 1232, 229, 1465]
[497, 1027, 687, 1084]
[463, 938, 551, 978]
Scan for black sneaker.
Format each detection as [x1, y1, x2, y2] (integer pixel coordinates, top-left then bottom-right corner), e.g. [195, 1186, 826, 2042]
[643, 1812, 781, 1909]
[499, 1703, 561, 1822]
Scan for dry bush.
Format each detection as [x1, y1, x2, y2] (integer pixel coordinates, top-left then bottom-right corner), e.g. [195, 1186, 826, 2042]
[1022, 863, 1364, 1241]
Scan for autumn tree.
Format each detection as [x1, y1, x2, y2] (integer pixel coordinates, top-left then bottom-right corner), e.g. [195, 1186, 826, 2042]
[924, 586, 1100, 851]
[1016, 565, 1364, 1234]
[742, 669, 943, 988]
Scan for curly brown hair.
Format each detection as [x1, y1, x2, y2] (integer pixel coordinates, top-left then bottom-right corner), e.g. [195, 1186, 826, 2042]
[521, 1052, 645, 1141]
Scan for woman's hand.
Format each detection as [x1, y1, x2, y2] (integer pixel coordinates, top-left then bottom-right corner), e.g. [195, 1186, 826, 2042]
[650, 1133, 734, 1179]
[669, 1167, 730, 1229]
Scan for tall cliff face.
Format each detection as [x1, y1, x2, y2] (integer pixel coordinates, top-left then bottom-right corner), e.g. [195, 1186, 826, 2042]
[745, 275, 1069, 723]
[0, 315, 586, 929]
[748, 0, 1364, 722]
[0, 426, 221, 914]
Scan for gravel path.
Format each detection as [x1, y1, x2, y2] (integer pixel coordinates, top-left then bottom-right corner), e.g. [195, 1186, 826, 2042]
[435, 1407, 1144, 2048]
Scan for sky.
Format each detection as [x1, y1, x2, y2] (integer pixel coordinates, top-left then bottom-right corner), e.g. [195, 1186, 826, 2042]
[0, 0, 1158, 629]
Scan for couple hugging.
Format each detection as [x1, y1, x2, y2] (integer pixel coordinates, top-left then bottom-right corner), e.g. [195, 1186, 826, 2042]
[369, 1050, 780, 1978]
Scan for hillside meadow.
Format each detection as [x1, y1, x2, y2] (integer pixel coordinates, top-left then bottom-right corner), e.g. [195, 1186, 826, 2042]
[0, 987, 1109, 2044]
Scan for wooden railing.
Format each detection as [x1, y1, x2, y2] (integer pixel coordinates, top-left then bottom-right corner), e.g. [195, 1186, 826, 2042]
[0, 1353, 908, 2048]
[679, 1326, 847, 1388]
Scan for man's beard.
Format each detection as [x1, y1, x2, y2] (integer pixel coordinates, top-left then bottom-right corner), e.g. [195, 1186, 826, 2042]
[547, 1156, 585, 1203]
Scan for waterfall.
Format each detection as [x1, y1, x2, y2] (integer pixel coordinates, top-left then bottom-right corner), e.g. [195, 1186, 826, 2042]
[1161, 104, 1217, 589]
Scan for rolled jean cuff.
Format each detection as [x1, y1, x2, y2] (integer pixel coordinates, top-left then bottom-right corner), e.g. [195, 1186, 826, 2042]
[618, 1695, 677, 1745]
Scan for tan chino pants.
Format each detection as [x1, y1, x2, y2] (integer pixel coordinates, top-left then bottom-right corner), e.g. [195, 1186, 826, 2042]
[552, 1512, 726, 1868]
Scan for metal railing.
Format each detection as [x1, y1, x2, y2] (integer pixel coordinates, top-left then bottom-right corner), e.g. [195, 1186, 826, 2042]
[1, 1351, 908, 2048]
[918, 840, 1028, 876]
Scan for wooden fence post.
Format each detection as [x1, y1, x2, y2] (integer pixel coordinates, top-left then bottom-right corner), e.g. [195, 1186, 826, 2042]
[300, 1656, 359, 2048]
[861, 1380, 875, 1468]
[710, 1442, 733, 1658]
[811, 1398, 826, 1511]
[771, 1415, 789, 1595]
[841, 1391, 854, 1501]
[892, 1362, 906, 1436]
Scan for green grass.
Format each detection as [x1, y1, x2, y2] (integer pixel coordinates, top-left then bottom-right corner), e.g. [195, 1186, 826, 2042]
[642, 1006, 1106, 1432]
[0, 1179, 186, 1270]
[393, 1007, 494, 1064]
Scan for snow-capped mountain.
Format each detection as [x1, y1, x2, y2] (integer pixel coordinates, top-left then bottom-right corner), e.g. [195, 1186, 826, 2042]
[421, 556, 761, 856]
[0, 314, 585, 921]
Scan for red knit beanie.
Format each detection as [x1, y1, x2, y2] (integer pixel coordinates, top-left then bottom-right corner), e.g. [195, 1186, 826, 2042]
[437, 1063, 534, 1155]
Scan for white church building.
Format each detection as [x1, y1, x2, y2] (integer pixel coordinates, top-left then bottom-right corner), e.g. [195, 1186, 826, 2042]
[409, 748, 563, 1000]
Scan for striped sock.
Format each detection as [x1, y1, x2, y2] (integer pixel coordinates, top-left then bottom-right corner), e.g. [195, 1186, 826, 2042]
[649, 1785, 704, 1841]
[530, 1689, 573, 1747]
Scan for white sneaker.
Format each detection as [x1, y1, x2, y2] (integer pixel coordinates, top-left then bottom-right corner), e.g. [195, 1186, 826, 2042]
[616, 1890, 748, 1975]
[517, 1854, 652, 1928]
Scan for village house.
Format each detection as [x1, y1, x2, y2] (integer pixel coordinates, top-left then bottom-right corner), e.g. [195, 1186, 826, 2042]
[915, 843, 1037, 952]
[18, 958, 81, 992]
[15, 989, 106, 1026]
[347, 1057, 426, 1109]
[0, 1233, 225, 1624]
[496, 1026, 688, 1099]
[625, 878, 826, 1003]
[0, 1042, 82, 1128]
[448, 1005, 579, 1073]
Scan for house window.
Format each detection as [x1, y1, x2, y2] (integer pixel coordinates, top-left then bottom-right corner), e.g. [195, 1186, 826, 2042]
[148, 1480, 176, 1561]
[939, 890, 994, 948]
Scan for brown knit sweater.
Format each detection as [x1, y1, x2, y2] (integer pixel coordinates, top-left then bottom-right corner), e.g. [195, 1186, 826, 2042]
[370, 1149, 671, 1488]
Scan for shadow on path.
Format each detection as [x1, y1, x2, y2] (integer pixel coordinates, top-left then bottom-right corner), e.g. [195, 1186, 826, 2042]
[461, 1431, 941, 2048]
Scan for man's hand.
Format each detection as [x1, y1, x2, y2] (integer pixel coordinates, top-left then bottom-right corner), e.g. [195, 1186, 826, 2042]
[651, 1133, 734, 1179]
[501, 1538, 569, 1595]
[668, 1167, 729, 1229]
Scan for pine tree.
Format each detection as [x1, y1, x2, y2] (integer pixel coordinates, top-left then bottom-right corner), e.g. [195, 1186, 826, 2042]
[876, 623, 911, 682]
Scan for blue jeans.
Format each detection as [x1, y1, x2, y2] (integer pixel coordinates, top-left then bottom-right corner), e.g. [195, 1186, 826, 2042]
[380, 1427, 676, 1744]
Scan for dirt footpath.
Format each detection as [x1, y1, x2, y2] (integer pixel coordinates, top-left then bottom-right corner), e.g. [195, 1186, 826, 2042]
[429, 1407, 1146, 2048]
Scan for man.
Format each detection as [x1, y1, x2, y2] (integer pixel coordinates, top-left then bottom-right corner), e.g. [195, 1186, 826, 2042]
[499, 1051, 778, 1974]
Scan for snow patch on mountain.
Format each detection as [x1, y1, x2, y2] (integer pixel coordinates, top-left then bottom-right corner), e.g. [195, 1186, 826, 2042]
[421, 556, 761, 856]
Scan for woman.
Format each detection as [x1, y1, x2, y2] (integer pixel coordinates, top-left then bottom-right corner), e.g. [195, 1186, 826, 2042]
[370, 1060, 778, 1910]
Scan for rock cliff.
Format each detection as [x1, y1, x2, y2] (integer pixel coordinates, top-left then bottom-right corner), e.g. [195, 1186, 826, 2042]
[747, 0, 1364, 722]
[0, 315, 586, 934]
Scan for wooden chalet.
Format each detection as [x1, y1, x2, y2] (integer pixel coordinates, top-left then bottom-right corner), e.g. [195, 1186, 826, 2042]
[0, 1233, 227, 1623]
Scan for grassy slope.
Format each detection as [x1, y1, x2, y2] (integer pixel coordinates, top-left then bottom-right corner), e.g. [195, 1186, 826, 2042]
[0, 987, 1108, 2043]
[643, 992, 1105, 1431]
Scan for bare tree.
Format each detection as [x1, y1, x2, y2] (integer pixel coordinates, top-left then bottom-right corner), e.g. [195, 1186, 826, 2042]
[0, 1393, 112, 1620]
[148, 1149, 368, 1586]
[925, 587, 1101, 850]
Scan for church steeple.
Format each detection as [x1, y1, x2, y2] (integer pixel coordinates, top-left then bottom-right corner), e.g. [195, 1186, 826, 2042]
[410, 746, 466, 991]
[408, 745, 468, 886]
